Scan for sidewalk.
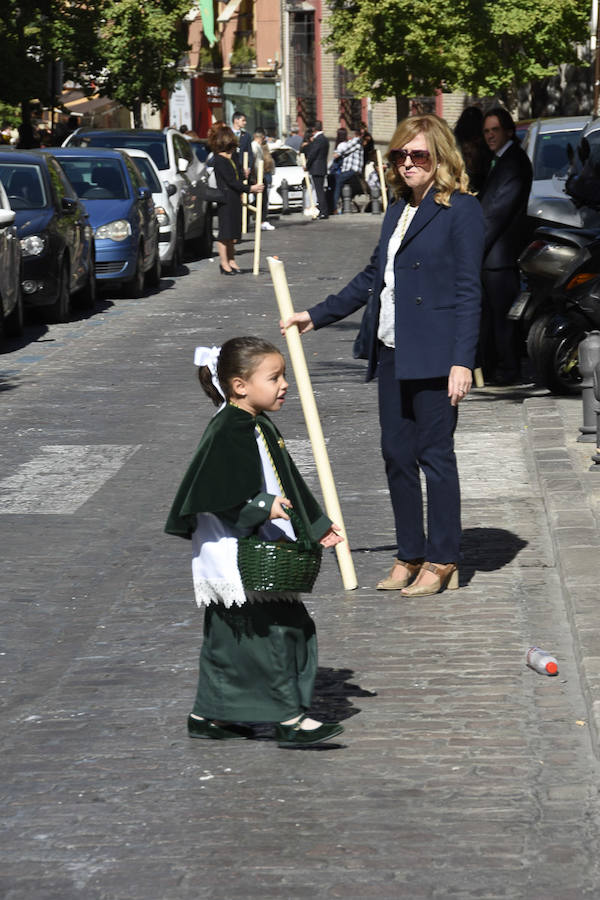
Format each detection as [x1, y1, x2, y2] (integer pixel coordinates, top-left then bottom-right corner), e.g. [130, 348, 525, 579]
[523, 391, 600, 752]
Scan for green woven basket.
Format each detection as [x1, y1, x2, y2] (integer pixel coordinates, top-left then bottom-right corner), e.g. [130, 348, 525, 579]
[237, 510, 322, 593]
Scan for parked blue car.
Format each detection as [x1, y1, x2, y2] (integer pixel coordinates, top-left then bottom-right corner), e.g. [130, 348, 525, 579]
[51, 147, 160, 296]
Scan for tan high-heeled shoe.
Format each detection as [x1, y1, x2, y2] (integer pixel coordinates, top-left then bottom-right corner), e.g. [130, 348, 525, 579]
[376, 558, 423, 590]
[400, 561, 459, 597]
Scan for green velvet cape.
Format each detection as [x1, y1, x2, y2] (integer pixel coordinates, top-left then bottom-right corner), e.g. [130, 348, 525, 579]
[164, 404, 331, 543]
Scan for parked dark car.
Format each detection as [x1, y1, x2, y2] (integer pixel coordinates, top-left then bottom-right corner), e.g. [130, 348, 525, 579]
[51, 147, 160, 297]
[0, 148, 95, 322]
[0, 179, 23, 339]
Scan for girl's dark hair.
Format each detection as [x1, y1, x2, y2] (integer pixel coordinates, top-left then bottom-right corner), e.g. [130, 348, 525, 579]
[198, 336, 283, 407]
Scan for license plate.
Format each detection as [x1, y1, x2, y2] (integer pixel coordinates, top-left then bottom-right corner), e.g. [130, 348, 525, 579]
[507, 291, 530, 320]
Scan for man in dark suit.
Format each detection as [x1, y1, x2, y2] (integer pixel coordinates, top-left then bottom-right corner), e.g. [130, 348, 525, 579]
[478, 107, 533, 384]
[304, 120, 329, 219]
[232, 110, 254, 176]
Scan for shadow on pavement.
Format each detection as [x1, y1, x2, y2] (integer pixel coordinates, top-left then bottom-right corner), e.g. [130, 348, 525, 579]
[460, 526, 528, 585]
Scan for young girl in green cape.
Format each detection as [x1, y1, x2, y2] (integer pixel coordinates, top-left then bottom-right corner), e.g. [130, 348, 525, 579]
[165, 336, 345, 748]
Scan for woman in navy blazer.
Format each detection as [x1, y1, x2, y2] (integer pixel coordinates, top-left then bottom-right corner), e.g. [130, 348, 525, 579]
[283, 114, 484, 596]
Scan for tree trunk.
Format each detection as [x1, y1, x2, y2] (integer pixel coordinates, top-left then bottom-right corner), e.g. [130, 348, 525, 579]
[396, 95, 409, 122]
[132, 99, 142, 129]
[19, 100, 36, 149]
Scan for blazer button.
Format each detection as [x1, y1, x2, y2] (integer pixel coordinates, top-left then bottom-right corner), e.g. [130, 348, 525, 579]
[415, 296, 423, 305]
[413, 261, 420, 269]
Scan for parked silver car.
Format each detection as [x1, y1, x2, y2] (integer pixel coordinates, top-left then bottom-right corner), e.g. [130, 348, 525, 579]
[0, 180, 23, 339]
[521, 115, 595, 227]
[118, 147, 178, 274]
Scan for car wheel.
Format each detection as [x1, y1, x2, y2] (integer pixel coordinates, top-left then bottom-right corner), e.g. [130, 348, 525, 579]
[126, 245, 145, 299]
[76, 253, 97, 309]
[146, 240, 161, 288]
[48, 261, 71, 323]
[3, 286, 24, 337]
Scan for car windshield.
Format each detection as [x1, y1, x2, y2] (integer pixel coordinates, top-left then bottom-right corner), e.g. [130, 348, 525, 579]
[70, 133, 169, 170]
[57, 158, 129, 200]
[533, 131, 579, 180]
[131, 156, 161, 192]
[0, 163, 48, 209]
[273, 148, 299, 167]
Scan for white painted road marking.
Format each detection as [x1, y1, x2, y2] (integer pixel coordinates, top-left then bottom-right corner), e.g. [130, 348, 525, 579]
[0, 445, 141, 514]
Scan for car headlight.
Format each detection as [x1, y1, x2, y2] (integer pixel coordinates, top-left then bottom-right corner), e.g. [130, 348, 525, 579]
[20, 234, 47, 256]
[154, 205, 170, 226]
[95, 219, 132, 241]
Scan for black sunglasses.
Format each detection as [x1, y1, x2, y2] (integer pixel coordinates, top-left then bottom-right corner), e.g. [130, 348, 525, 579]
[390, 148, 431, 167]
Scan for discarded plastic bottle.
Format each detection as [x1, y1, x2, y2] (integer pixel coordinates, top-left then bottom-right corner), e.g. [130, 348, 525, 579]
[526, 647, 559, 676]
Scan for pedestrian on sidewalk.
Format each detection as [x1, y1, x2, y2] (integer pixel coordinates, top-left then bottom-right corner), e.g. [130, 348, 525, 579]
[282, 114, 484, 597]
[304, 120, 330, 219]
[165, 337, 345, 747]
[251, 127, 276, 230]
[208, 124, 264, 275]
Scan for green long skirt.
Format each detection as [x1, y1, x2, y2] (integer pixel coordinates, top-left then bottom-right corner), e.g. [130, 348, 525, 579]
[192, 599, 318, 723]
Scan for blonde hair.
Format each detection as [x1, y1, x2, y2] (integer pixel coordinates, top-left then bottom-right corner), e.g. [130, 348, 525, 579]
[386, 114, 470, 207]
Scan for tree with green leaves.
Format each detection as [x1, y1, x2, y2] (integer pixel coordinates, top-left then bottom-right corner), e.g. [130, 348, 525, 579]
[98, 0, 191, 127]
[0, 0, 101, 145]
[325, 0, 591, 111]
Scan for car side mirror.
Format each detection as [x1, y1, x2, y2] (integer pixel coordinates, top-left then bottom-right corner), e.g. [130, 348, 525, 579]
[177, 158, 189, 174]
[166, 182, 177, 197]
[0, 209, 15, 226]
[61, 196, 77, 211]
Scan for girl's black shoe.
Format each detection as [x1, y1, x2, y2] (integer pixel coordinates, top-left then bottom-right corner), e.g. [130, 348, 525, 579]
[187, 714, 252, 740]
[275, 715, 344, 748]
[219, 265, 236, 276]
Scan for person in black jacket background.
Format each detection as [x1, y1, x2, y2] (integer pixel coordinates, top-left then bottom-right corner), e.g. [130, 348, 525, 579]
[304, 121, 330, 219]
[478, 108, 533, 385]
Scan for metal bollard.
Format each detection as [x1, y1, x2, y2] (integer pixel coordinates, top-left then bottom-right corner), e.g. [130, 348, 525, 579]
[370, 182, 382, 214]
[590, 360, 600, 469]
[342, 182, 353, 214]
[279, 178, 289, 215]
[578, 331, 600, 442]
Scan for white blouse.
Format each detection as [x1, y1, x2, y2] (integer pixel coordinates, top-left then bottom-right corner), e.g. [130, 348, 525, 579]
[377, 203, 418, 348]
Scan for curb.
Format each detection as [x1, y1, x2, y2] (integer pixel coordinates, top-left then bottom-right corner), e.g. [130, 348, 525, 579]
[523, 396, 600, 756]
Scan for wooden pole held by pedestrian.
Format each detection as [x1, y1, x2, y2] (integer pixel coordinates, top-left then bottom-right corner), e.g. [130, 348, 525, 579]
[376, 149, 388, 212]
[473, 367, 484, 388]
[252, 159, 264, 275]
[241, 151, 249, 234]
[268, 255, 358, 590]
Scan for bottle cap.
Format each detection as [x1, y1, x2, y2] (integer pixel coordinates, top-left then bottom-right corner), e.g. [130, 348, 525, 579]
[546, 661, 558, 675]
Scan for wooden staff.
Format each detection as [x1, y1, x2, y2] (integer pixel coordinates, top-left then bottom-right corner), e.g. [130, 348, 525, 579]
[268, 255, 358, 591]
[252, 159, 264, 276]
[375, 148, 388, 212]
[241, 151, 248, 234]
[299, 152, 318, 218]
[473, 367, 484, 387]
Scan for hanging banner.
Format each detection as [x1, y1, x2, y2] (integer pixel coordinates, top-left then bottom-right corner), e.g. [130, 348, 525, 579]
[197, 0, 217, 47]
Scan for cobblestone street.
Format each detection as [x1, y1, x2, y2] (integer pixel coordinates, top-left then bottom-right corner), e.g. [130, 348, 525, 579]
[2, 213, 600, 899]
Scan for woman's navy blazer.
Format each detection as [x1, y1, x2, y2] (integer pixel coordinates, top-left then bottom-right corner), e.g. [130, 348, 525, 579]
[309, 189, 485, 382]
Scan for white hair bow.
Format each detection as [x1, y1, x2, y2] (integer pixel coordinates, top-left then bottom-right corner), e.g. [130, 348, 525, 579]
[194, 345, 224, 399]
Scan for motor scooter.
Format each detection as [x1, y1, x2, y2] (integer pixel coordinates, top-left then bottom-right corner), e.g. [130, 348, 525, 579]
[515, 233, 600, 393]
